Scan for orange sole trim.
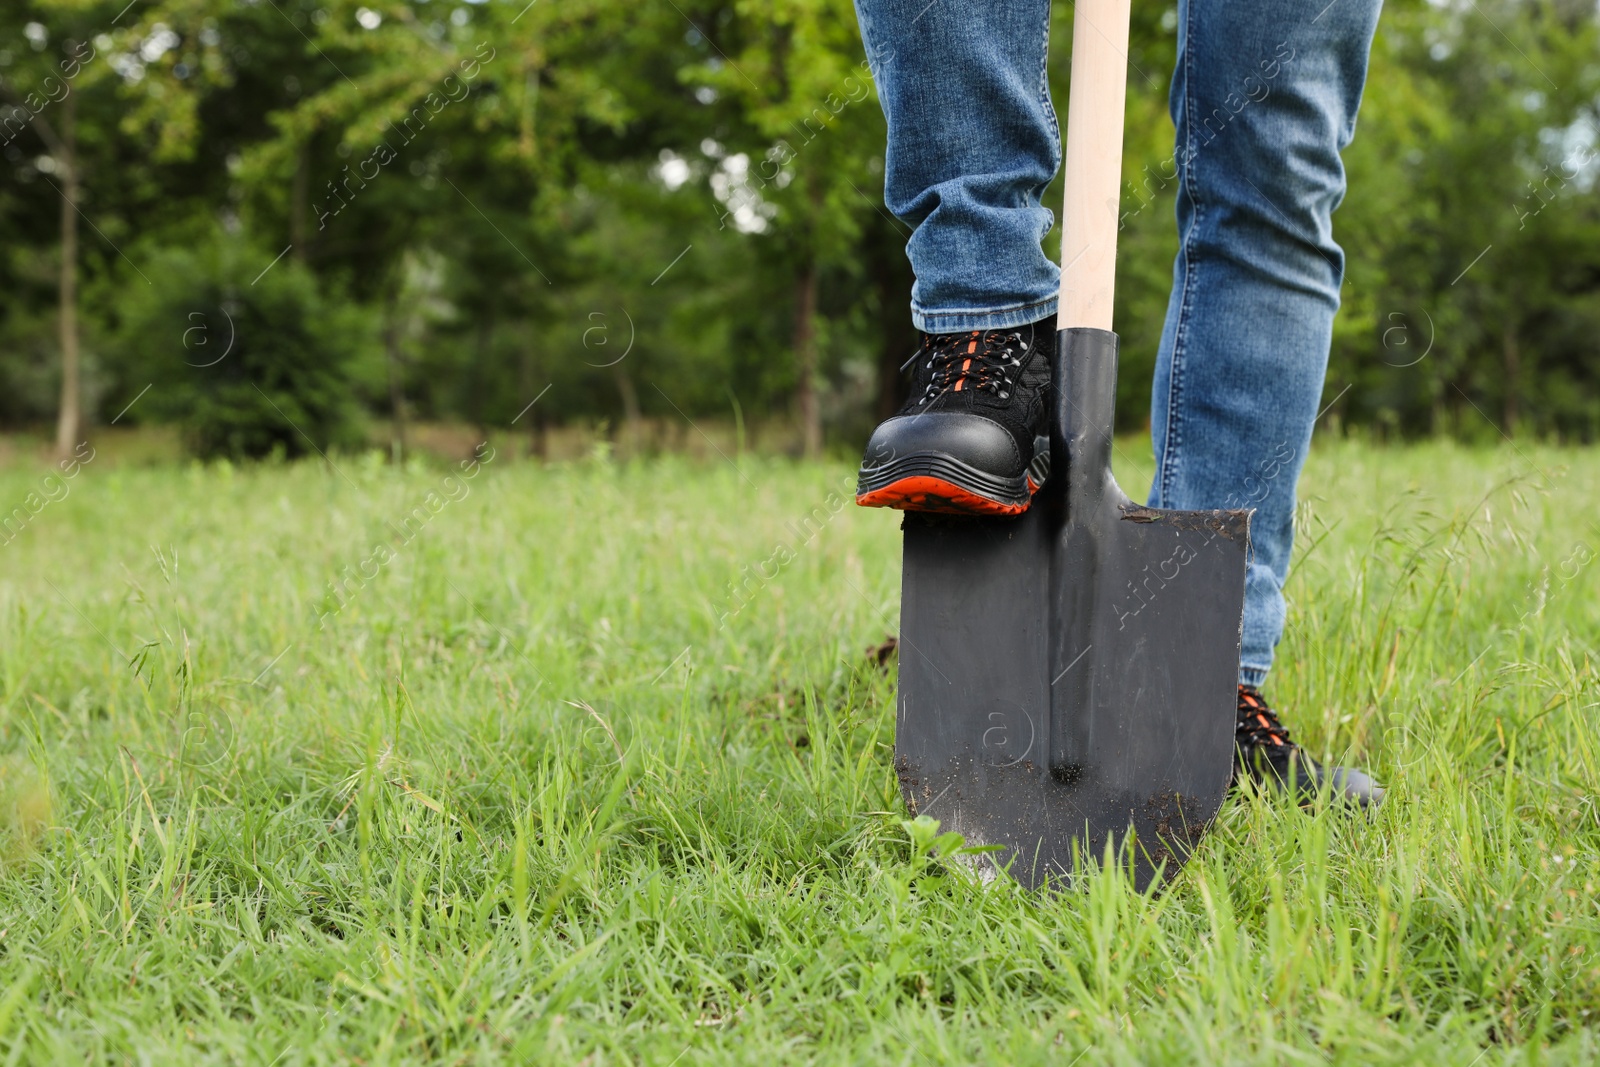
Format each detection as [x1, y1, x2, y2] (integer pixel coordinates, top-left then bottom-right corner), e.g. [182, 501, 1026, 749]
[856, 476, 1030, 516]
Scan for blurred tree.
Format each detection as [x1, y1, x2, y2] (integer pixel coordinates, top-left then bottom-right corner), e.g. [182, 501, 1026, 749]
[1333, 0, 1600, 438]
[3, 0, 1597, 455]
[113, 235, 375, 459]
[1, 0, 122, 456]
[691, 0, 887, 456]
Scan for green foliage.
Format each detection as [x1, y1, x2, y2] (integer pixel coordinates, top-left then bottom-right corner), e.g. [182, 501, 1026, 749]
[1331, 0, 1600, 439]
[1, 0, 1597, 446]
[110, 236, 375, 459]
[1, 441, 1599, 1059]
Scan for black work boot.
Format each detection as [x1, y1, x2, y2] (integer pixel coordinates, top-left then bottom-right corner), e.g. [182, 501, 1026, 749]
[856, 315, 1054, 516]
[1235, 686, 1385, 809]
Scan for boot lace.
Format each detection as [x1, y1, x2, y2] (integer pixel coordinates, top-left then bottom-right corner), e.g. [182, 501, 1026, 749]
[1237, 686, 1295, 749]
[904, 329, 1030, 405]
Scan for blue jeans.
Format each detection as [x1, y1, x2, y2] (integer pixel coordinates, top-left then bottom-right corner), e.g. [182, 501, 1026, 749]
[855, 0, 1381, 686]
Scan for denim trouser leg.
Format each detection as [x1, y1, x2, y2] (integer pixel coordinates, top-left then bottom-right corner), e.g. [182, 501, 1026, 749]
[1148, 0, 1382, 686]
[853, 0, 1061, 333]
[854, 0, 1380, 686]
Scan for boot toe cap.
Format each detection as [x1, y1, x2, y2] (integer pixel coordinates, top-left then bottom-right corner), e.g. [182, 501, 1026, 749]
[862, 411, 1022, 476]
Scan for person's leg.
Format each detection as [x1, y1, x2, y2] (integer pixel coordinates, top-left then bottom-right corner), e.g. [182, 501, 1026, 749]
[854, 0, 1059, 332]
[1149, 0, 1383, 687]
[853, 0, 1061, 515]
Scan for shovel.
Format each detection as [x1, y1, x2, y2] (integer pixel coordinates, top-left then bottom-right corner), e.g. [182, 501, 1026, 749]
[893, 0, 1251, 890]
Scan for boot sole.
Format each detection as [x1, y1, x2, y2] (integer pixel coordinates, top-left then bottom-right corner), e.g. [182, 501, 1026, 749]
[855, 453, 1039, 516]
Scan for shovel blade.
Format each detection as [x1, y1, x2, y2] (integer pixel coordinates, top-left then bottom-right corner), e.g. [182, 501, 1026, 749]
[896, 506, 1053, 872]
[895, 328, 1250, 890]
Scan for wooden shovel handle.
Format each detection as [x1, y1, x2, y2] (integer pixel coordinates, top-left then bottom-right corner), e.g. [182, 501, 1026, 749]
[1058, 0, 1132, 332]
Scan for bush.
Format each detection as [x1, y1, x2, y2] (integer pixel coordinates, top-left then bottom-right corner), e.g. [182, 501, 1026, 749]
[109, 237, 376, 460]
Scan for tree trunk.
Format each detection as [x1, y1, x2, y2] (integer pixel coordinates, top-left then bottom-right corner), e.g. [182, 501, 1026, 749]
[474, 308, 495, 439]
[291, 137, 310, 262]
[521, 338, 546, 459]
[1502, 323, 1520, 437]
[383, 288, 408, 463]
[519, 67, 540, 158]
[793, 259, 820, 459]
[870, 215, 917, 422]
[54, 93, 80, 460]
[614, 366, 642, 458]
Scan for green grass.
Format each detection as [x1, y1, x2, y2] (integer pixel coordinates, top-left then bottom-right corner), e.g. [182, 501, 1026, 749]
[1, 437, 1598, 1064]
